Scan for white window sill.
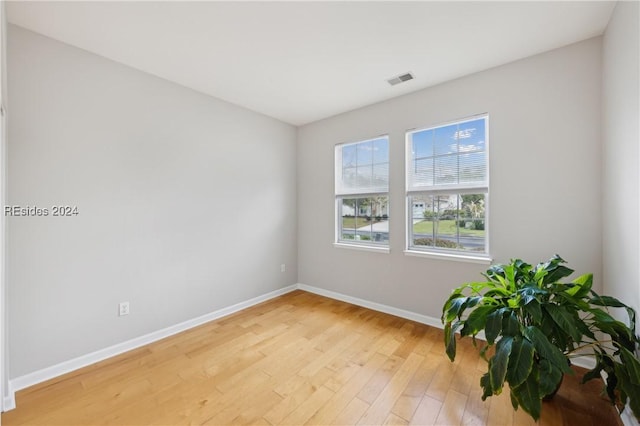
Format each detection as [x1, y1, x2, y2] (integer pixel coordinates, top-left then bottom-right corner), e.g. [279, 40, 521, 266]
[404, 249, 492, 264]
[334, 242, 390, 254]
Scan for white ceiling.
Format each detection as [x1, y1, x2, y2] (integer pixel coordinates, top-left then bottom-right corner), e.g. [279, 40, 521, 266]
[7, 1, 616, 126]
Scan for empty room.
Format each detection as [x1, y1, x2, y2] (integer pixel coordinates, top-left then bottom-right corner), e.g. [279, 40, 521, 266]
[0, 1, 639, 425]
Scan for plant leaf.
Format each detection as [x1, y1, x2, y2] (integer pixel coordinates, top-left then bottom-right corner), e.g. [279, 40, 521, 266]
[480, 343, 492, 362]
[523, 326, 572, 374]
[523, 300, 542, 324]
[590, 293, 629, 308]
[506, 336, 534, 388]
[502, 311, 519, 337]
[442, 295, 483, 325]
[485, 308, 504, 345]
[490, 336, 514, 394]
[510, 391, 519, 410]
[573, 315, 596, 341]
[444, 322, 462, 361]
[615, 361, 640, 419]
[461, 305, 498, 337]
[567, 273, 592, 297]
[556, 291, 591, 311]
[587, 307, 619, 325]
[605, 365, 618, 403]
[620, 347, 640, 385]
[533, 267, 548, 284]
[483, 287, 512, 297]
[590, 294, 637, 336]
[480, 372, 492, 400]
[544, 304, 582, 343]
[538, 358, 563, 397]
[513, 366, 542, 421]
[442, 296, 466, 323]
[504, 265, 516, 291]
[544, 265, 574, 283]
[581, 363, 603, 384]
[468, 281, 493, 293]
[588, 308, 635, 349]
[536, 255, 573, 285]
[597, 352, 618, 404]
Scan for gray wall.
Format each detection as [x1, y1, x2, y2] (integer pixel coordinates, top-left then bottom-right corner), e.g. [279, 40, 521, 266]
[602, 1, 640, 326]
[1, 0, 7, 405]
[298, 38, 603, 319]
[7, 25, 297, 378]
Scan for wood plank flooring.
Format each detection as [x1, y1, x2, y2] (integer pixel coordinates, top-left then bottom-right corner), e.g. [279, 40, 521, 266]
[1, 290, 623, 425]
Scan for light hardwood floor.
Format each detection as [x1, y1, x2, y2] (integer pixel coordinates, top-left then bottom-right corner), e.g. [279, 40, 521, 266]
[2, 290, 623, 425]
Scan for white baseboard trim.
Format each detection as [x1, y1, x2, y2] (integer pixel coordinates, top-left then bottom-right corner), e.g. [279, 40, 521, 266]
[5, 285, 297, 411]
[3, 382, 15, 412]
[3, 396, 15, 412]
[570, 355, 596, 370]
[296, 283, 443, 329]
[621, 406, 639, 426]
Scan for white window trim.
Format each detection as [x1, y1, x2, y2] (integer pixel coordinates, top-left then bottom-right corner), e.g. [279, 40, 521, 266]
[334, 242, 390, 254]
[334, 135, 390, 251]
[403, 250, 491, 264]
[404, 114, 490, 259]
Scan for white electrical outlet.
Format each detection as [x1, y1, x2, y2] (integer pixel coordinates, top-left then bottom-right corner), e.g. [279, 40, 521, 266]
[119, 301, 130, 316]
[280, 264, 286, 272]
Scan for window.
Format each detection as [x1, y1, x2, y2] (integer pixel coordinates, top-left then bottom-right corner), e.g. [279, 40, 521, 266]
[335, 136, 389, 248]
[406, 115, 488, 256]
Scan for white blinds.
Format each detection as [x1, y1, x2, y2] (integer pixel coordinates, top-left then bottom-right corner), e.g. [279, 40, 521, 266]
[336, 136, 389, 196]
[407, 116, 488, 193]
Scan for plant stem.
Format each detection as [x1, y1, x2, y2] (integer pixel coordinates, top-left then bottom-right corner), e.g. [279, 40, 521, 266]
[568, 341, 615, 354]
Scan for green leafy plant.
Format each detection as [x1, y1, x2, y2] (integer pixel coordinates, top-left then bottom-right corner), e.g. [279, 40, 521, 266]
[442, 255, 640, 421]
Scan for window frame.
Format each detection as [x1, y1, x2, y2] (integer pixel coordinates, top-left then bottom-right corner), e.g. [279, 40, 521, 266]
[334, 135, 390, 251]
[404, 114, 491, 261]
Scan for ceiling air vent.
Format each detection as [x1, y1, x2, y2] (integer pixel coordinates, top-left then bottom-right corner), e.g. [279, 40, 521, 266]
[387, 72, 414, 86]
